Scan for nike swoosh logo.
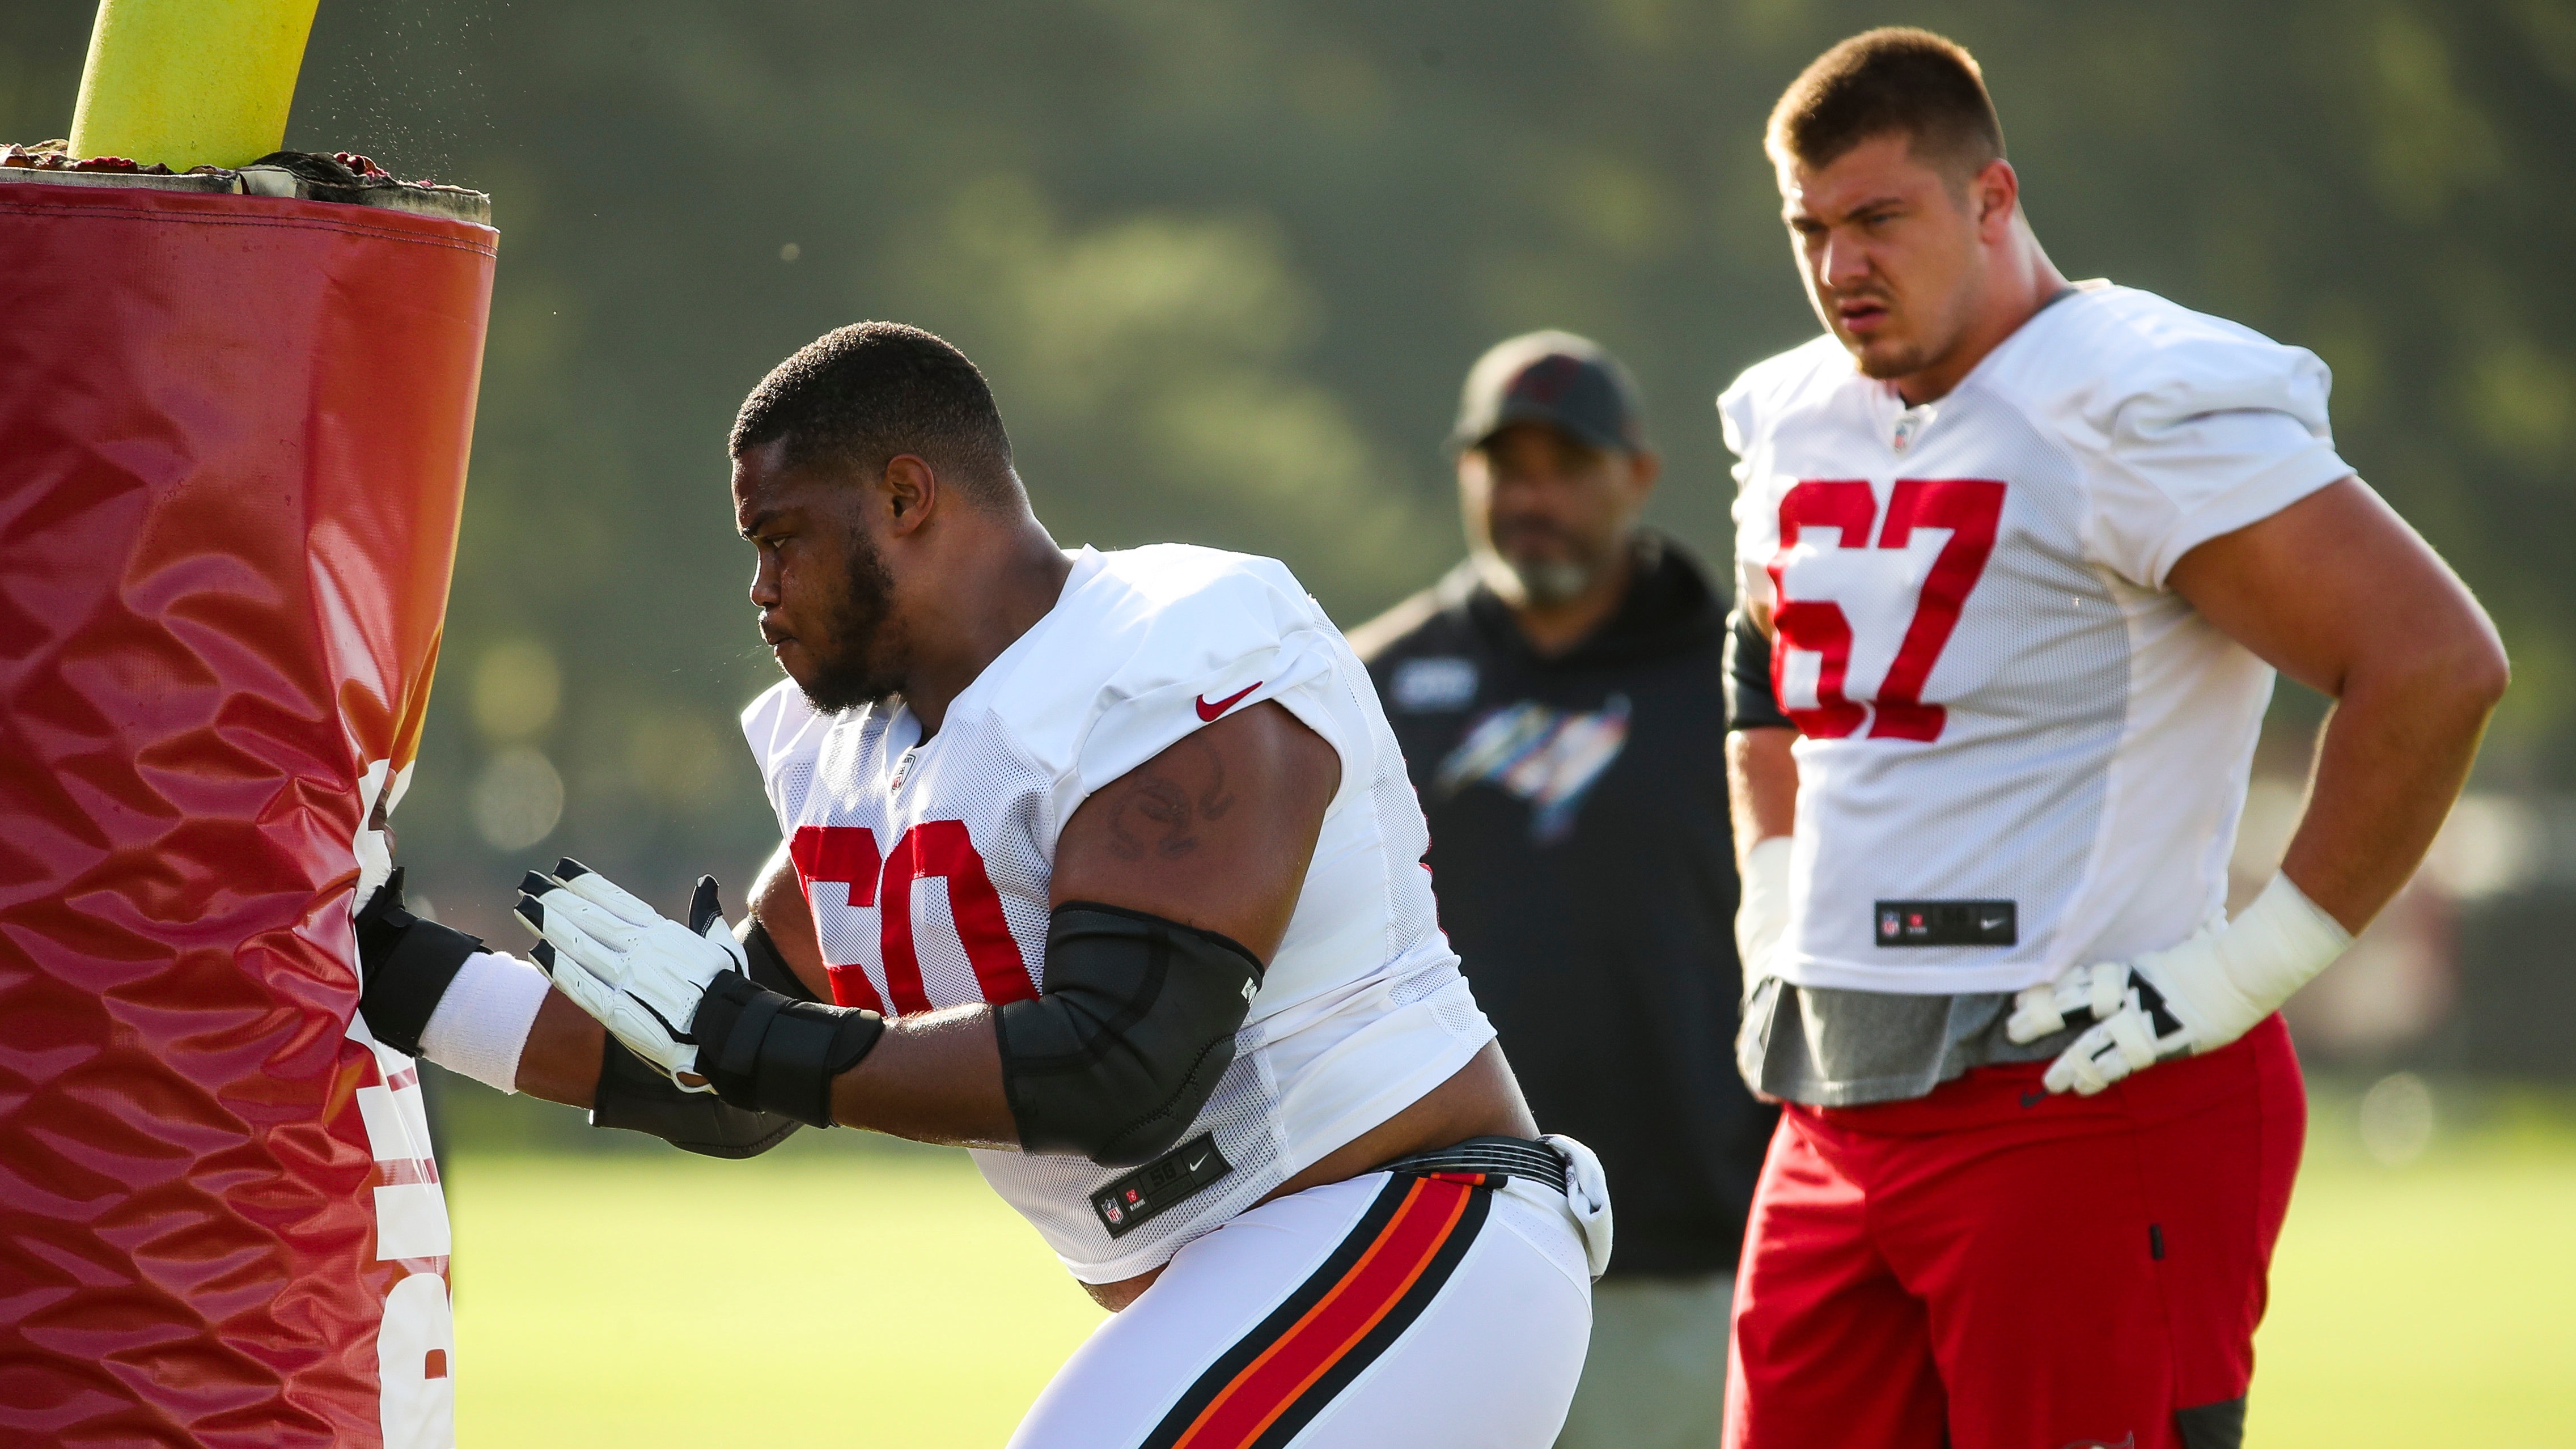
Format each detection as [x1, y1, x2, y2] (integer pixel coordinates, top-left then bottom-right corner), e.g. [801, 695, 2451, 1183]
[1981, 918, 2007, 931]
[1187, 1156, 1208, 1171]
[2020, 1090, 2048, 1109]
[1195, 681, 1262, 722]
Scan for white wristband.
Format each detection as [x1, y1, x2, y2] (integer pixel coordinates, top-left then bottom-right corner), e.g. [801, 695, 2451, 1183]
[2210, 872, 2354, 1021]
[1736, 836, 1794, 997]
[2014, 872, 2355, 1095]
[418, 950, 553, 1095]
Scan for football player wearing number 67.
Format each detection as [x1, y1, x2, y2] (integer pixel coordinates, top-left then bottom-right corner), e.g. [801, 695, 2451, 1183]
[351, 322, 1606, 1447]
[1717, 29, 2508, 1449]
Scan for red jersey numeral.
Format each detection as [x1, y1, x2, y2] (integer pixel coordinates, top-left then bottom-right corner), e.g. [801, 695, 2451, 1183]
[1767, 481, 1876, 738]
[879, 820, 1037, 1013]
[789, 821, 1038, 1014]
[791, 824, 882, 908]
[1766, 478, 2006, 743]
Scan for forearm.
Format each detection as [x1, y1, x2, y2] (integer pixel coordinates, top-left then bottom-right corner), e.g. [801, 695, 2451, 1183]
[1727, 726, 1798, 863]
[741, 846, 1016, 1145]
[512, 989, 608, 1107]
[825, 1004, 1018, 1149]
[1726, 727, 1798, 1026]
[2280, 662, 2501, 934]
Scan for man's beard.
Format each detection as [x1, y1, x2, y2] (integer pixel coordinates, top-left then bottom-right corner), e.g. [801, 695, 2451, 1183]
[1473, 544, 1600, 608]
[796, 526, 907, 715]
[1473, 518, 1607, 603]
[1853, 336, 1936, 380]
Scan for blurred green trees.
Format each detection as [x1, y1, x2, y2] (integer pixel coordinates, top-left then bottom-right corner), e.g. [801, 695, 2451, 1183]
[4, 0, 2568, 927]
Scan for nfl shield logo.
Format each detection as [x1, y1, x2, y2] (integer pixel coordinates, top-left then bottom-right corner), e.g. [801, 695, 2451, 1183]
[1103, 1201, 1124, 1225]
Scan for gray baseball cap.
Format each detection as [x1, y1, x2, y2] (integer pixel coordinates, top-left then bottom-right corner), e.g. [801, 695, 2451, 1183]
[1450, 329, 1649, 455]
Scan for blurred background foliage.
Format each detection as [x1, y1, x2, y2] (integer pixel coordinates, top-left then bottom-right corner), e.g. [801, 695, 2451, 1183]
[4, 0, 2572, 1073]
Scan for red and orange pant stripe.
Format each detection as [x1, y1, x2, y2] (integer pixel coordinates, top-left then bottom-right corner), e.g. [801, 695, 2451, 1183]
[1141, 1173, 1494, 1449]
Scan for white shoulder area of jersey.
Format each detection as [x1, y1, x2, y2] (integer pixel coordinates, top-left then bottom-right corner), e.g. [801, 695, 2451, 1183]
[1980, 282, 2336, 447]
[1716, 332, 1855, 463]
[1087, 541, 1318, 618]
[976, 543, 1336, 770]
[739, 675, 829, 779]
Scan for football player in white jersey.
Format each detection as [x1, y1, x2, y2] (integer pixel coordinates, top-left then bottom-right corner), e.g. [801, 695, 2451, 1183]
[350, 322, 1605, 1448]
[1715, 29, 2507, 1449]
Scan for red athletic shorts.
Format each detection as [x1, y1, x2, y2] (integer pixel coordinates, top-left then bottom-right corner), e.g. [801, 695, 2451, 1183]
[1725, 1014, 2304, 1449]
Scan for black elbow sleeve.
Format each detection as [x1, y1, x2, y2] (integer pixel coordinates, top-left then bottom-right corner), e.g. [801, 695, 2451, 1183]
[1724, 607, 1794, 733]
[739, 917, 818, 1003]
[994, 902, 1264, 1168]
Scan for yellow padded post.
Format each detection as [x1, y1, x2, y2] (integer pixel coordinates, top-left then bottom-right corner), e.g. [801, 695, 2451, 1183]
[68, 0, 323, 170]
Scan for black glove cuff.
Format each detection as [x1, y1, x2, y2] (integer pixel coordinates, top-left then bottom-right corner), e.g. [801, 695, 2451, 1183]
[355, 868, 486, 1057]
[689, 971, 884, 1129]
[591, 1035, 803, 1159]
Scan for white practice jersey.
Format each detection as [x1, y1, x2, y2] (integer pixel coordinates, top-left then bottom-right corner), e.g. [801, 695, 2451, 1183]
[1725, 281, 2353, 995]
[742, 544, 1494, 1282]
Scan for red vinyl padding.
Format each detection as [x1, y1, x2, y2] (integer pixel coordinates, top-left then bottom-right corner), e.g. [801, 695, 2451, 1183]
[0, 183, 494, 1447]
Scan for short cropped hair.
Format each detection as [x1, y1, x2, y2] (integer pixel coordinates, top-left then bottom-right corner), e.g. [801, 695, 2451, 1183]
[731, 321, 1019, 505]
[1766, 28, 2005, 183]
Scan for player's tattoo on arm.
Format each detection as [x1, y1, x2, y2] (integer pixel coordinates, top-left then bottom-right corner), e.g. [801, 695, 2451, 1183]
[1053, 702, 1337, 960]
[1104, 737, 1231, 861]
[1197, 751, 1234, 821]
[1108, 776, 1197, 861]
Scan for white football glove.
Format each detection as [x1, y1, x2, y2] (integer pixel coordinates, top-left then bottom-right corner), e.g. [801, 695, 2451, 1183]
[514, 859, 747, 1091]
[2007, 874, 2351, 1096]
[1735, 835, 1794, 1005]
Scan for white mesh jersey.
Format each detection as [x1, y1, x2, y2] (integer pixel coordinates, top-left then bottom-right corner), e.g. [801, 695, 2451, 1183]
[741, 544, 1494, 1282]
[1724, 282, 2354, 995]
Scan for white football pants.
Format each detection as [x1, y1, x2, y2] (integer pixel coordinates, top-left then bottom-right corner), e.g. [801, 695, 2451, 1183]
[1010, 1169, 1594, 1448]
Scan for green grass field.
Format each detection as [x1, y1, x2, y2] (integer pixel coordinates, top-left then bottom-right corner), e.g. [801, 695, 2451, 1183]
[443, 1084, 2576, 1448]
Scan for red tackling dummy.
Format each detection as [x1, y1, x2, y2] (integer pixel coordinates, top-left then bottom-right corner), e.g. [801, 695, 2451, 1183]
[0, 181, 493, 1447]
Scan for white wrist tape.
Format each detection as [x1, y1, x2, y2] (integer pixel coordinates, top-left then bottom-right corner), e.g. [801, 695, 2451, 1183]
[2172, 872, 2354, 1038]
[418, 950, 553, 1095]
[1735, 836, 1793, 999]
[2010, 873, 2353, 1096]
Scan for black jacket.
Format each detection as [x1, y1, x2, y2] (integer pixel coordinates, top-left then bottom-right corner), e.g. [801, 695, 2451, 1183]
[1357, 534, 1777, 1277]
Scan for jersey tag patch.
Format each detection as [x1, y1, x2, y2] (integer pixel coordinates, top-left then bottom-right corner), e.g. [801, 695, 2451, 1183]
[1874, 900, 2016, 947]
[1092, 1132, 1231, 1239]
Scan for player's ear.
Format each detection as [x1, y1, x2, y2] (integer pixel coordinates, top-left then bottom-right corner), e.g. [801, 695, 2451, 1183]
[880, 453, 938, 536]
[1971, 158, 2018, 236]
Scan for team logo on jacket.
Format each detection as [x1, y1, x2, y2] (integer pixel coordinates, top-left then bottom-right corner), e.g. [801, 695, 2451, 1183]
[1390, 656, 1478, 713]
[1433, 694, 1629, 844]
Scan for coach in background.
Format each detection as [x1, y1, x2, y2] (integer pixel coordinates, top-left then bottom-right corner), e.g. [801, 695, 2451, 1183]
[1350, 332, 1778, 1448]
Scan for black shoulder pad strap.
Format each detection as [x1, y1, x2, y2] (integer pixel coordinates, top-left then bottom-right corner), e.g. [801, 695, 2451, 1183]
[355, 869, 486, 1058]
[994, 901, 1262, 1169]
[590, 1035, 802, 1159]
